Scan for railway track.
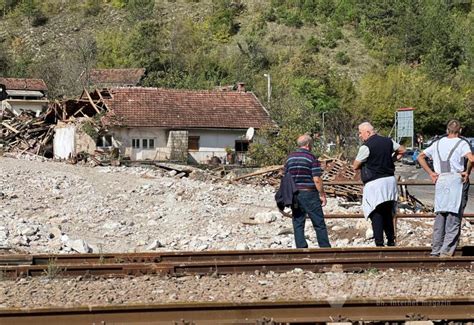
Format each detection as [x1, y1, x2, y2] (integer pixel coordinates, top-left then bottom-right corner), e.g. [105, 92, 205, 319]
[0, 298, 472, 324]
[1, 246, 472, 278]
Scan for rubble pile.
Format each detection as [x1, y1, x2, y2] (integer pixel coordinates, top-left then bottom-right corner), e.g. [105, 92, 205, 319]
[231, 165, 283, 187]
[0, 108, 54, 156]
[232, 159, 363, 201]
[321, 158, 362, 201]
[1, 157, 471, 254]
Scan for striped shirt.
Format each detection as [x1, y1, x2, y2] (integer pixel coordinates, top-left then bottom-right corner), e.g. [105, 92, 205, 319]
[284, 148, 323, 191]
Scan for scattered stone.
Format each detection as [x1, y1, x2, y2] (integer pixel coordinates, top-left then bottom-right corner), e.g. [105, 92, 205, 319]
[146, 240, 162, 250]
[254, 211, 278, 224]
[236, 243, 249, 250]
[19, 226, 38, 237]
[365, 228, 374, 240]
[66, 239, 92, 253]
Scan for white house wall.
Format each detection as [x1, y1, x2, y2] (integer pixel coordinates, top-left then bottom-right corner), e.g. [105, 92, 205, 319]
[1, 99, 47, 116]
[110, 127, 247, 163]
[188, 129, 246, 163]
[53, 124, 97, 159]
[53, 125, 76, 159]
[111, 127, 168, 161]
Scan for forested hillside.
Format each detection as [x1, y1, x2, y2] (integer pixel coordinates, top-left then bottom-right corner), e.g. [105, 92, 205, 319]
[0, 0, 472, 163]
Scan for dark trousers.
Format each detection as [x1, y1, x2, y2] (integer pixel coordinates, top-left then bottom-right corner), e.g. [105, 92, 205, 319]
[291, 191, 331, 248]
[369, 201, 395, 247]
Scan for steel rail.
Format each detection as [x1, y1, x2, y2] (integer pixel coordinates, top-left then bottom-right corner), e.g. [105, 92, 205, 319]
[0, 254, 472, 278]
[323, 213, 474, 218]
[1, 246, 471, 266]
[326, 180, 474, 185]
[0, 298, 472, 324]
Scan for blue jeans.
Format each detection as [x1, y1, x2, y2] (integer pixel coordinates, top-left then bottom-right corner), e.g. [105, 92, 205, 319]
[291, 191, 331, 248]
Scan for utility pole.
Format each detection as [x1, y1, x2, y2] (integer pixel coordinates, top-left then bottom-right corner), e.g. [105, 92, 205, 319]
[322, 111, 328, 151]
[263, 73, 271, 107]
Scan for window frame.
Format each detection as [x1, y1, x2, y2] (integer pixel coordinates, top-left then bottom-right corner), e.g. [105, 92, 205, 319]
[188, 136, 200, 151]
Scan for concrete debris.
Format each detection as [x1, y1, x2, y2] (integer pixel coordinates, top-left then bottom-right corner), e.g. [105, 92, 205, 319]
[146, 240, 163, 251]
[66, 239, 92, 254]
[254, 211, 279, 224]
[0, 157, 472, 255]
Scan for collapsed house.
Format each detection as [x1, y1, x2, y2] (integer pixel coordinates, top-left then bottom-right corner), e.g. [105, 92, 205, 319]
[0, 78, 48, 117]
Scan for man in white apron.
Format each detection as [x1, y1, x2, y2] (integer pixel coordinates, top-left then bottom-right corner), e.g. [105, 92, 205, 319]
[418, 120, 474, 257]
[353, 122, 405, 246]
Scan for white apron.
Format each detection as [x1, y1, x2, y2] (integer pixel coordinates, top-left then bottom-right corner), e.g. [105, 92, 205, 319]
[434, 173, 463, 214]
[362, 176, 398, 219]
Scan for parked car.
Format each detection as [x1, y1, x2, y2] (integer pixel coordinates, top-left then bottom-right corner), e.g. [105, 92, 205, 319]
[401, 150, 416, 165]
[466, 137, 474, 149]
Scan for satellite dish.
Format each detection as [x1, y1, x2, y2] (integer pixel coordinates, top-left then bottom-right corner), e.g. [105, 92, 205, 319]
[245, 127, 255, 141]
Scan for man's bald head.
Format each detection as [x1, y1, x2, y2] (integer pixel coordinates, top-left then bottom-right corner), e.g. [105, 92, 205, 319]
[297, 134, 313, 148]
[358, 122, 375, 141]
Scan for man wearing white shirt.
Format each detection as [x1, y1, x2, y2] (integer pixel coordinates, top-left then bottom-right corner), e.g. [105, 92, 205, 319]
[353, 122, 405, 246]
[418, 120, 474, 257]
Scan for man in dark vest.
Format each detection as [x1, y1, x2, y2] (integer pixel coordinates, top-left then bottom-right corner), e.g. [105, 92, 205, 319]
[353, 122, 405, 246]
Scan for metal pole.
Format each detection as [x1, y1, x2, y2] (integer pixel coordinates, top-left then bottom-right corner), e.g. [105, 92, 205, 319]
[322, 111, 328, 151]
[263, 73, 271, 106]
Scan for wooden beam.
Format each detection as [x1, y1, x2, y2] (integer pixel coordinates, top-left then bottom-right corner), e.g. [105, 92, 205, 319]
[83, 88, 101, 114]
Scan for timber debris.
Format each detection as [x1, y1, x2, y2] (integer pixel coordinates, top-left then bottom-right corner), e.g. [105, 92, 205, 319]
[0, 107, 54, 157]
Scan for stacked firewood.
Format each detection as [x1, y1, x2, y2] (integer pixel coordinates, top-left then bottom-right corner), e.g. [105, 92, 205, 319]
[0, 107, 54, 157]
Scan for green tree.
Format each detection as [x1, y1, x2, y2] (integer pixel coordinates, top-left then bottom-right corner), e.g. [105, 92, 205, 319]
[126, 0, 154, 21]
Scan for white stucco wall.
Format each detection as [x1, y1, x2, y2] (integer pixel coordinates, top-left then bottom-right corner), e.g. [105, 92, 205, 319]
[110, 127, 248, 163]
[188, 129, 247, 163]
[111, 127, 168, 161]
[1, 99, 47, 116]
[54, 125, 75, 159]
[53, 123, 97, 159]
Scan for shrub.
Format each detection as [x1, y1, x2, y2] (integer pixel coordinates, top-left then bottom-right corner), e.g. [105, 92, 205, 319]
[305, 36, 320, 54]
[30, 12, 48, 27]
[335, 51, 350, 65]
[82, 0, 102, 17]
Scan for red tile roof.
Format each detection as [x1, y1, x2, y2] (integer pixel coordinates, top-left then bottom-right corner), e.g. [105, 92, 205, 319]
[89, 68, 145, 86]
[101, 87, 275, 129]
[0, 78, 48, 91]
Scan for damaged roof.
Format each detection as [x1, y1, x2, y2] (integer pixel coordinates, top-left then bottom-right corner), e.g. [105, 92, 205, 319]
[101, 87, 275, 129]
[89, 68, 145, 87]
[0, 78, 48, 91]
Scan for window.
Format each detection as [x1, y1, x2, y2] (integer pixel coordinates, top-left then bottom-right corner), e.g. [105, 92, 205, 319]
[235, 140, 250, 152]
[132, 138, 140, 148]
[188, 136, 200, 151]
[132, 138, 155, 149]
[97, 135, 113, 147]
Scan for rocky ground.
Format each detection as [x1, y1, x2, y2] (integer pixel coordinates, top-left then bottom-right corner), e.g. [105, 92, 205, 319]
[0, 155, 473, 254]
[0, 269, 471, 308]
[0, 155, 473, 309]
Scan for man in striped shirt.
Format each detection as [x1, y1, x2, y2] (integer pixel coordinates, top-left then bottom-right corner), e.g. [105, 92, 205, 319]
[284, 134, 331, 248]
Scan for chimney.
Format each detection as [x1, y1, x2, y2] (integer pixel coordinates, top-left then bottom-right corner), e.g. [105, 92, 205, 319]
[236, 82, 245, 92]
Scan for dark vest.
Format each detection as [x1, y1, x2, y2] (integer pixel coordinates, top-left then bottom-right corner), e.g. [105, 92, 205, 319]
[361, 134, 395, 184]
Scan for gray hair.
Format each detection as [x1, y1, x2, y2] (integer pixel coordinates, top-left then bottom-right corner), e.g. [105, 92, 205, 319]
[358, 122, 375, 133]
[297, 134, 313, 147]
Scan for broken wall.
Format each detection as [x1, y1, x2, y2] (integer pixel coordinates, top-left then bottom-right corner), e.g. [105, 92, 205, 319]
[53, 122, 97, 159]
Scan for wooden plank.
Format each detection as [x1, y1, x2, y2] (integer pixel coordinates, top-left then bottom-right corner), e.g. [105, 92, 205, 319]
[1, 122, 20, 134]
